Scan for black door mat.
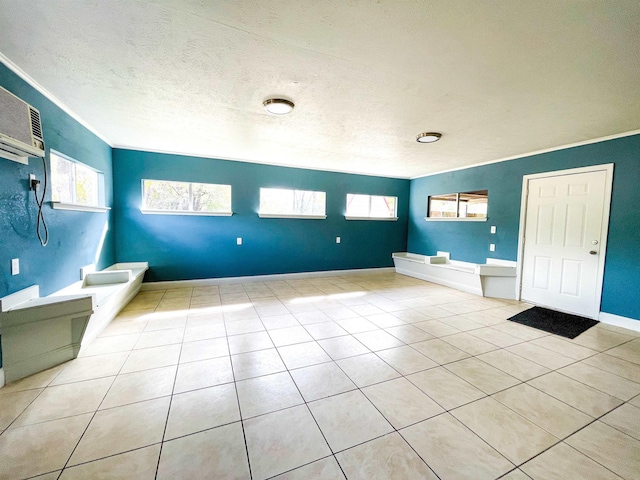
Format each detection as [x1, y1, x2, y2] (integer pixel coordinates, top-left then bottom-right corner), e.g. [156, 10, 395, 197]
[508, 306, 599, 339]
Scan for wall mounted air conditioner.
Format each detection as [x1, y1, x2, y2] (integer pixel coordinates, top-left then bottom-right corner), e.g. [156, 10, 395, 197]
[0, 86, 45, 165]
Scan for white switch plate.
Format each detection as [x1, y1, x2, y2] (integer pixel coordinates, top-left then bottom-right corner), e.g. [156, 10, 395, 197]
[489, 244, 495, 252]
[490, 226, 496, 234]
[11, 258, 19, 275]
[336, 237, 341, 244]
[236, 237, 242, 245]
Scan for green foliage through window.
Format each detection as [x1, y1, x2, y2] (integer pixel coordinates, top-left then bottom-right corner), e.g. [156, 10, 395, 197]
[142, 180, 232, 213]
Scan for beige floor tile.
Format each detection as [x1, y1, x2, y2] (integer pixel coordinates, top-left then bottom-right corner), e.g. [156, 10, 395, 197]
[268, 325, 314, 347]
[225, 318, 265, 336]
[29, 471, 61, 479]
[179, 337, 229, 363]
[408, 366, 485, 410]
[231, 348, 286, 381]
[174, 356, 233, 394]
[293, 310, 333, 325]
[452, 397, 558, 464]
[186, 310, 224, 326]
[60, 444, 160, 479]
[411, 338, 470, 364]
[144, 315, 188, 331]
[272, 456, 344, 479]
[400, 413, 513, 480]
[445, 357, 519, 394]
[630, 394, 640, 408]
[80, 333, 140, 356]
[324, 306, 360, 321]
[413, 320, 461, 337]
[605, 338, 640, 365]
[69, 396, 170, 465]
[477, 349, 550, 381]
[334, 317, 379, 334]
[441, 332, 499, 355]
[528, 372, 623, 417]
[13, 377, 112, 427]
[120, 344, 181, 374]
[0, 388, 42, 430]
[468, 327, 523, 347]
[244, 405, 331, 480]
[506, 343, 575, 370]
[520, 442, 621, 480]
[237, 372, 304, 418]
[304, 321, 349, 340]
[50, 352, 128, 385]
[336, 352, 401, 387]
[492, 322, 548, 341]
[566, 421, 640, 480]
[460, 310, 506, 327]
[336, 432, 437, 479]
[290, 362, 356, 401]
[363, 377, 443, 428]
[309, 390, 393, 452]
[0, 413, 92, 479]
[318, 335, 370, 360]
[349, 304, 386, 317]
[439, 315, 486, 332]
[277, 341, 332, 369]
[493, 384, 592, 438]
[158, 423, 250, 479]
[572, 326, 635, 351]
[99, 366, 175, 410]
[134, 327, 184, 349]
[260, 313, 300, 330]
[583, 353, 640, 383]
[529, 336, 598, 360]
[499, 469, 532, 480]
[384, 324, 433, 343]
[227, 331, 274, 354]
[415, 306, 457, 319]
[354, 330, 404, 351]
[365, 313, 406, 329]
[375, 345, 437, 375]
[165, 383, 240, 440]
[182, 322, 227, 342]
[0, 364, 65, 394]
[600, 403, 640, 440]
[558, 362, 640, 401]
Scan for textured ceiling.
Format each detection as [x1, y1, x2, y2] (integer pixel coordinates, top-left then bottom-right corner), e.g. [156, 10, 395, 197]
[0, 1, 638, 178]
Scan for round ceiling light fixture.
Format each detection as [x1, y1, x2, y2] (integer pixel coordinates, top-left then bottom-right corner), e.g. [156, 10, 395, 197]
[263, 98, 295, 115]
[416, 132, 442, 143]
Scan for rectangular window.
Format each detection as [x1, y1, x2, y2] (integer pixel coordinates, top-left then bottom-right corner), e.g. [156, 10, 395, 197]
[51, 150, 106, 211]
[427, 190, 488, 220]
[346, 194, 398, 220]
[259, 188, 326, 218]
[141, 179, 232, 215]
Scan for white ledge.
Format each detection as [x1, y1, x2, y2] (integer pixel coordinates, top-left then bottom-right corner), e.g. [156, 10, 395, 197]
[51, 202, 110, 213]
[424, 217, 487, 222]
[258, 213, 327, 219]
[140, 209, 233, 217]
[345, 216, 398, 221]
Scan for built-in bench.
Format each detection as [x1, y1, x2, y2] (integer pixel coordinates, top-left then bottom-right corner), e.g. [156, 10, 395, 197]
[392, 252, 517, 299]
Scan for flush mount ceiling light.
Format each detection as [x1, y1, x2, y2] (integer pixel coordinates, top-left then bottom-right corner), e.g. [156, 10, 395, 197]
[263, 98, 295, 115]
[416, 132, 442, 143]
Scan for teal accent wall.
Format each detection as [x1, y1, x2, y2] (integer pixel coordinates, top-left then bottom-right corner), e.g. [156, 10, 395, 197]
[408, 134, 640, 321]
[113, 149, 409, 281]
[0, 62, 115, 299]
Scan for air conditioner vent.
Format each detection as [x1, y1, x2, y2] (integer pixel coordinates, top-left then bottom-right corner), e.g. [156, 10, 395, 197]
[0, 86, 45, 164]
[29, 107, 43, 140]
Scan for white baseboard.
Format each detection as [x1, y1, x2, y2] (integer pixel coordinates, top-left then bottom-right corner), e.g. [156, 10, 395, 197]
[599, 312, 640, 333]
[140, 267, 396, 291]
[0, 368, 4, 389]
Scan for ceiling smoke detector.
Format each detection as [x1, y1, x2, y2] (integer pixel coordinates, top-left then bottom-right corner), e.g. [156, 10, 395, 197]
[263, 98, 295, 115]
[416, 132, 442, 143]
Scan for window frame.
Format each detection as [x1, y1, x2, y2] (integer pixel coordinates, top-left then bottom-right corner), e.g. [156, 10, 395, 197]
[345, 193, 399, 221]
[140, 179, 233, 216]
[426, 190, 488, 222]
[50, 150, 109, 213]
[258, 187, 327, 219]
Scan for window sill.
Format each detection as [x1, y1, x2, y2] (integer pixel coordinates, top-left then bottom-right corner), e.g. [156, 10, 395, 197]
[258, 213, 327, 220]
[51, 202, 110, 213]
[424, 217, 487, 222]
[345, 216, 398, 221]
[140, 210, 233, 217]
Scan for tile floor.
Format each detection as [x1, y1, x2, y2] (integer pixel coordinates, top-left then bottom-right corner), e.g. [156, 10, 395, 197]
[1, 272, 639, 479]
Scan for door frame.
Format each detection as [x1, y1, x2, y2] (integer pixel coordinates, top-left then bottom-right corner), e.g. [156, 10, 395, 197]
[515, 163, 615, 318]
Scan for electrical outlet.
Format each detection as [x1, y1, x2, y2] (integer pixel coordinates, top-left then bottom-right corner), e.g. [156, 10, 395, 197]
[11, 258, 19, 275]
[490, 226, 496, 234]
[29, 174, 40, 191]
[236, 237, 242, 245]
[336, 236, 341, 244]
[489, 244, 495, 252]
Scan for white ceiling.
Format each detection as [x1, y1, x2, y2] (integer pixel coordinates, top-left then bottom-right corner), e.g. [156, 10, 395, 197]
[0, 1, 638, 178]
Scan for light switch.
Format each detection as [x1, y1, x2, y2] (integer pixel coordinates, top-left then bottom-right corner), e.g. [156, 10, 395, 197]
[490, 226, 496, 234]
[336, 237, 341, 244]
[489, 244, 495, 252]
[236, 237, 242, 245]
[11, 258, 19, 275]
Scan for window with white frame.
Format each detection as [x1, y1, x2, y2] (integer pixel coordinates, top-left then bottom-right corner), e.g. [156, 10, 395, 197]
[141, 179, 232, 215]
[346, 194, 398, 220]
[427, 190, 488, 220]
[259, 188, 326, 218]
[50, 150, 106, 211]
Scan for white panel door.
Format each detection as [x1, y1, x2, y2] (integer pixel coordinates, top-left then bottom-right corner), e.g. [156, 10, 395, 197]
[520, 170, 608, 318]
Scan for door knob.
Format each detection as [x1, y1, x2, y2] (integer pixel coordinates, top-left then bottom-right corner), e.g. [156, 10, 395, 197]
[589, 251, 598, 255]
